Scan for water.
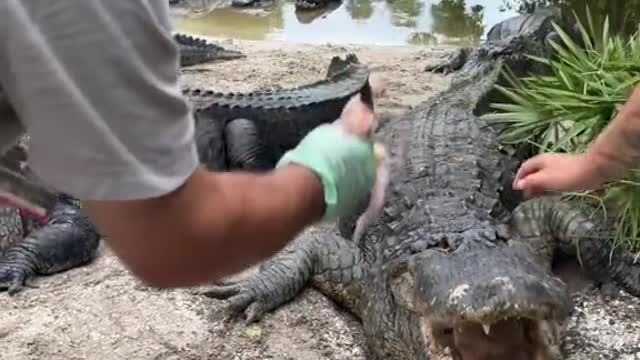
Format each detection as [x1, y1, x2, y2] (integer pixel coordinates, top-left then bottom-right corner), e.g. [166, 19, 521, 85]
[172, 0, 521, 47]
[172, 0, 639, 47]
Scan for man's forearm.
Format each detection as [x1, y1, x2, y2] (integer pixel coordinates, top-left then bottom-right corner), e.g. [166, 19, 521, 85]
[586, 85, 640, 180]
[85, 164, 325, 287]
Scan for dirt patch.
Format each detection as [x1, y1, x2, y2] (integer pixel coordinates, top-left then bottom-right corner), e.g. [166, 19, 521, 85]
[1, 38, 639, 360]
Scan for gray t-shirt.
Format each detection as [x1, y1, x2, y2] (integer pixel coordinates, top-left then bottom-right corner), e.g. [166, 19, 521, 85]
[0, 0, 199, 201]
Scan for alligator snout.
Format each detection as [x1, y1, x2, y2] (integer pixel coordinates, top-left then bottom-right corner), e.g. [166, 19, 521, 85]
[391, 241, 572, 359]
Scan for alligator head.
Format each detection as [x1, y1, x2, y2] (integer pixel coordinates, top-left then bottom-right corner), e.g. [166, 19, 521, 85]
[390, 241, 572, 360]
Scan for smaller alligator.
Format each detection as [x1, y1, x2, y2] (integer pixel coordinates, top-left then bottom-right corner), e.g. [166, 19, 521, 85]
[184, 53, 373, 171]
[173, 33, 246, 67]
[295, 0, 341, 11]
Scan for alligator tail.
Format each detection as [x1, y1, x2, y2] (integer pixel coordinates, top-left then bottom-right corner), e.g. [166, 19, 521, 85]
[510, 196, 640, 297]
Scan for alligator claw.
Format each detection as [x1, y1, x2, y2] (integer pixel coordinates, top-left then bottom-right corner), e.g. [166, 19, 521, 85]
[202, 274, 281, 324]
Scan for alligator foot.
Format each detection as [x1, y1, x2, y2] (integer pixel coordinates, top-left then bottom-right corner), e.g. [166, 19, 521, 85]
[510, 196, 640, 297]
[0, 196, 101, 295]
[424, 48, 472, 74]
[0, 253, 40, 295]
[201, 230, 366, 324]
[201, 238, 317, 324]
[225, 118, 272, 171]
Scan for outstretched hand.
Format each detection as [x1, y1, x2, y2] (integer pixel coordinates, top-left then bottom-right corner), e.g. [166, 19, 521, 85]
[512, 152, 607, 198]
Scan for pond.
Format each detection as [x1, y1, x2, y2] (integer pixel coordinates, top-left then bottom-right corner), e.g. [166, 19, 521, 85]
[172, 0, 639, 47]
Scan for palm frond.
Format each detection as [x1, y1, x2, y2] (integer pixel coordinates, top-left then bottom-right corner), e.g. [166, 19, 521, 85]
[483, 5, 640, 254]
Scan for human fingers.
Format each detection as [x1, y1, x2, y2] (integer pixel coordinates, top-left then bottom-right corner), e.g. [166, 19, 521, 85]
[337, 95, 375, 138]
[513, 155, 547, 190]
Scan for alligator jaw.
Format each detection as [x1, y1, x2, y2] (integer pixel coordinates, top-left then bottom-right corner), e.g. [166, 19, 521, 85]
[419, 317, 565, 360]
[391, 242, 571, 359]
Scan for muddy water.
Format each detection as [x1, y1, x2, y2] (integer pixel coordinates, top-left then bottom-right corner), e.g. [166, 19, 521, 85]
[172, 0, 519, 47]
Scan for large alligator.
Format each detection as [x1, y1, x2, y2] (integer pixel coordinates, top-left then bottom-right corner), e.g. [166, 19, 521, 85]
[0, 53, 372, 294]
[200, 11, 640, 360]
[173, 33, 246, 67]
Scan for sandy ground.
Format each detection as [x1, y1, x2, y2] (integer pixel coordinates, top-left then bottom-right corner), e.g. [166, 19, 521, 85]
[1, 38, 639, 360]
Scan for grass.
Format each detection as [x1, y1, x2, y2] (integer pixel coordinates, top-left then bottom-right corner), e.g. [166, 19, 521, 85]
[481, 7, 640, 255]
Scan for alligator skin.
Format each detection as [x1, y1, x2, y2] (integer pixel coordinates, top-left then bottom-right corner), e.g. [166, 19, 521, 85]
[199, 10, 638, 360]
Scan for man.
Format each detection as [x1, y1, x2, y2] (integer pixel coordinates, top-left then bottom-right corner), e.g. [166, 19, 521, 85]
[514, 86, 640, 197]
[0, 1, 375, 287]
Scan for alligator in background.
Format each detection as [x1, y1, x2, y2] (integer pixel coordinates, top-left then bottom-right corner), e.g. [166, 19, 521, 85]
[424, 6, 581, 75]
[185, 53, 372, 170]
[174, 33, 246, 67]
[0, 53, 372, 294]
[201, 10, 640, 360]
[172, 0, 340, 13]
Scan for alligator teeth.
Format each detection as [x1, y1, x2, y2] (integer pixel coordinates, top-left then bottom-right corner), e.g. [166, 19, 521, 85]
[482, 324, 491, 335]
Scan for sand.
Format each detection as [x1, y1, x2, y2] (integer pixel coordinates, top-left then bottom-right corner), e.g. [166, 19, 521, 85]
[1, 37, 639, 360]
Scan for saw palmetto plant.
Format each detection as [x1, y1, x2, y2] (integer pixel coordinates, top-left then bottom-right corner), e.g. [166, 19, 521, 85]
[482, 7, 640, 255]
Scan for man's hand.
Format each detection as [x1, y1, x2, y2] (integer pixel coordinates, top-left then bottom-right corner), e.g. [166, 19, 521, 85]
[512, 152, 608, 198]
[277, 97, 377, 221]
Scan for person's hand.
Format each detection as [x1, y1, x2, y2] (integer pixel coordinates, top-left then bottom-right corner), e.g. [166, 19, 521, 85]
[276, 98, 376, 222]
[512, 152, 607, 198]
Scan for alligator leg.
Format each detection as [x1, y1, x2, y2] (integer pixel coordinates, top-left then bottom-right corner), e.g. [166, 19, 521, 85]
[509, 195, 640, 297]
[195, 112, 228, 171]
[201, 230, 368, 324]
[0, 204, 101, 295]
[224, 118, 273, 171]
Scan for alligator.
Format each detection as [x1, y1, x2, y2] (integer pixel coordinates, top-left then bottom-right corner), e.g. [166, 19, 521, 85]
[185, 53, 372, 170]
[295, 0, 341, 11]
[294, 1, 341, 24]
[424, 6, 580, 75]
[173, 33, 246, 67]
[200, 11, 640, 360]
[0, 53, 372, 294]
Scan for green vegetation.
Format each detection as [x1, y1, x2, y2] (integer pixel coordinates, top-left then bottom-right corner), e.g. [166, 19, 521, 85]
[482, 8, 640, 256]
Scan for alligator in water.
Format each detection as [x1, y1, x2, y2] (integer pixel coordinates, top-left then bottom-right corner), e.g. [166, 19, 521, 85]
[174, 33, 246, 67]
[0, 53, 372, 294]
[185, 53, 372, 170]
[200, 11, 640, 360]
[0, 143, 101, 295]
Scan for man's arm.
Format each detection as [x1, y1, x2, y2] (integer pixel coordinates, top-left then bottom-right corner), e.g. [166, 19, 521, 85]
[85, 164, 324, 287]
[584, 85, 640, 181]
[0, 1, 324, 286]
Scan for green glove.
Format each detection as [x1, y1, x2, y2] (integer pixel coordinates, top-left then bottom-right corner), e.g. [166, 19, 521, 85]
[276, 123, 376, 222]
